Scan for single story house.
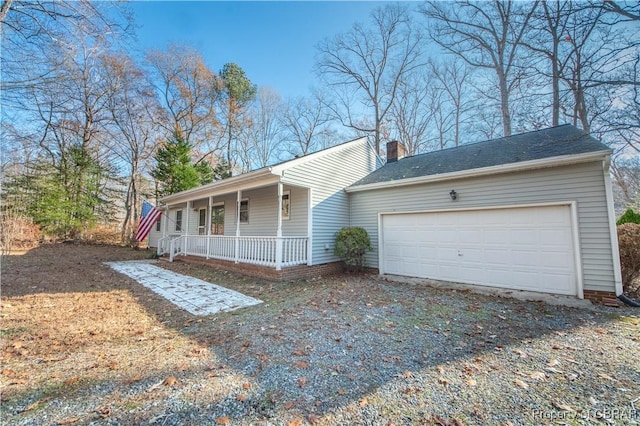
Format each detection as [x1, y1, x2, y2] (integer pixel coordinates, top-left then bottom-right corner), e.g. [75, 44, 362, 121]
[149, 125, 622, 303]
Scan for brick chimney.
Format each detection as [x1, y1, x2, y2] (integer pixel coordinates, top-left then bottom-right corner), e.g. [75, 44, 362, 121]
[386, 140, 407, 163]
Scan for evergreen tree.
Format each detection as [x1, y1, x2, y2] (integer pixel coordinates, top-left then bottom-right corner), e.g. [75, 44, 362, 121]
[152, 131, 214, 196]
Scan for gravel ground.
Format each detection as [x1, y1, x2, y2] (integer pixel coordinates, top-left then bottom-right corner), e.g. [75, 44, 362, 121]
[1, 245, 639, 425]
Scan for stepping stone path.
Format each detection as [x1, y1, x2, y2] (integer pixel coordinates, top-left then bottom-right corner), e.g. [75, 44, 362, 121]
[105, 260, 262, 315]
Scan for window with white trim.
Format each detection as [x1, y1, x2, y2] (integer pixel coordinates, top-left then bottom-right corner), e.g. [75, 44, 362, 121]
[175, 210, 182, 232]
[281, 191, 290, 220]
[239, 200, 249, 223]
[198, 208, 206, 235]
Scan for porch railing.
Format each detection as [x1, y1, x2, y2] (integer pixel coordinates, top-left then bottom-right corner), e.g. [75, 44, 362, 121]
[165, 235, 308, 269]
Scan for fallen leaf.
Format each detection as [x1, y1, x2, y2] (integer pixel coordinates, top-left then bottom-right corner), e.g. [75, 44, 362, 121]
[308, 413, 321, 424]
[528, 371, 546, 381]
[288, 418, 303, 426]
[292, 350, 308, 356]
[297, 376, 307, 388]
[64, 377, 79, 386]
[56, 418, 79, 425]
[20, 397, 51, 413]
[552, 401, 575, 412]
[514, 379, 529, 389]
[438, 377, 450, 385]
[294, 361, 309, 369]
[437, 365, 445, 374]
[595, 328, 608, 334]
[236, 394, 247, 402]
[163, 376, 177, 386]
[215, 416, 231, 425]
[284, 401, 295, 410]
[401, 370, 413, 379]
[242, 382, 251, 390]
[94, 405, 111, 418]
[598, 373, 617, 381]
[513, 349, 526, 358]
[466, 378, 477, 386]
[359, 397, 368, 408]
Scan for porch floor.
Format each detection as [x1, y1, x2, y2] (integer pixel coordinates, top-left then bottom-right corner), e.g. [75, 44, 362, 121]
[105, 260, 262, 315]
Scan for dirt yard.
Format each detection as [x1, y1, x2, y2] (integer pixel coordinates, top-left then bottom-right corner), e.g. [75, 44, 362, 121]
[1, 244, 639, 425]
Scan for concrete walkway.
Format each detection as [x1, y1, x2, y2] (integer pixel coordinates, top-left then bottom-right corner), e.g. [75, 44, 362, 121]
[105, 260, 262, 316]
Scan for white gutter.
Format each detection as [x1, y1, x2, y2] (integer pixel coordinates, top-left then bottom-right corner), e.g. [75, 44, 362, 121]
[345, 150, 612, 193]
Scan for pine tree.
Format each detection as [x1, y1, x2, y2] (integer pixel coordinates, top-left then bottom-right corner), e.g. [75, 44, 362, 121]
[152, 131, 213, 196]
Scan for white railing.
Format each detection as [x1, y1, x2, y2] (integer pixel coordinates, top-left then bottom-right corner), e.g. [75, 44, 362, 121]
[169, 235, 185, 261]
[157, 234, 181, 256]
[168, 235, 308, 269]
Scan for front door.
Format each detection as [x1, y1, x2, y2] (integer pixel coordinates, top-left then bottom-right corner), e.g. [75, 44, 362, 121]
[211, 205, 224, 235]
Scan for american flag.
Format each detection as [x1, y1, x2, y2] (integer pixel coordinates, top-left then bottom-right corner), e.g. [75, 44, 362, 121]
[135, 201, 162, 242]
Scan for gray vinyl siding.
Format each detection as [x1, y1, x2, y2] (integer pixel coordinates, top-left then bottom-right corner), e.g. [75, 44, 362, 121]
[349, 161, 615, 293]
[282, 138, 379, 264]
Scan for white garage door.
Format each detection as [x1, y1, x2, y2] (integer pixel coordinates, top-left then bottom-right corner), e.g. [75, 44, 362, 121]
[381, 205, 577, 295]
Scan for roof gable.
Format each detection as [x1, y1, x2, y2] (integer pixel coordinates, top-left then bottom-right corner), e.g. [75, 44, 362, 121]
[351, 125, 610, 188]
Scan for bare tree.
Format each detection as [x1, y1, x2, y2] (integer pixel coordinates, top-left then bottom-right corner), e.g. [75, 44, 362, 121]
[423, 1, 538, 137]
[430, 59, 474, 147]
[388, 72, 433, 155]
[145, 45, 220, 149]
[102, 53, 162, 243]
[283, 90, 333, 156]
[601, 1, 640, 22]
[316, 3, 423, 154]
[611, 155, 640, 213]
[240, 87, 285, 170]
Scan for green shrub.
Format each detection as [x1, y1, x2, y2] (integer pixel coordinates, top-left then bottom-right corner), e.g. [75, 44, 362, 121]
[617, 208, 640, 225]
[618, 223, 640, 298]
[334, 227, 372, 272]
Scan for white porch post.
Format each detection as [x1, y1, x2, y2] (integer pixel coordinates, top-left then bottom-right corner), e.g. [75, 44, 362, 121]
[235, 190, 242, 264]
[185, 201, 191, 235]
[275, 182, 283, 271]
[184, 201, 191, 255]
[163, 207, 169, 236]
[206, 196, 212, 259]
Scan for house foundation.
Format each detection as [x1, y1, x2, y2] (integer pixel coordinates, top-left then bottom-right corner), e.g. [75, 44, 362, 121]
[167, 255, 345, 281]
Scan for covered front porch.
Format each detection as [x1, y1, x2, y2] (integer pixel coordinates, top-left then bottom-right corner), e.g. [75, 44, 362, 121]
[154, 170, 311, 271]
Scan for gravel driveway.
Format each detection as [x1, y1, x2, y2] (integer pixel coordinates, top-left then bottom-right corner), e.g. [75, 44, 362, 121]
[2, 245, 639, 425]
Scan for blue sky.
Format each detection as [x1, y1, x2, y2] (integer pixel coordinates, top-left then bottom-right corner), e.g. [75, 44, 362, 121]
[130, 1, 394, 99]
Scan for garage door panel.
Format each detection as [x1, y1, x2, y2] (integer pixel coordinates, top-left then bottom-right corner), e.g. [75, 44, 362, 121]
[382, 205, 576, 296]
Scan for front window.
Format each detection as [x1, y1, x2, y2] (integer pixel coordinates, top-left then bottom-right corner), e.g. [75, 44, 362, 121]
[211, 205, 224, 235]
[175, 210, 182, 232]
[281, 191, 290, 220]
[239, 200, 249, 223]
[155, 217, 161, 232]
[198, 208, 206, 235]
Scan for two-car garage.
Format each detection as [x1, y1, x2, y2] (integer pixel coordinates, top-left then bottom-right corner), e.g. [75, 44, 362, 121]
[380, 204, 579, 296]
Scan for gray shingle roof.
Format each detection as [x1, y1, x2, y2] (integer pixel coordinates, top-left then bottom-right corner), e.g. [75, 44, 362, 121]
[351, 125, 610, 187]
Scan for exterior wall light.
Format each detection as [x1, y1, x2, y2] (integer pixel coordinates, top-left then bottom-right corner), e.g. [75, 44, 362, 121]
[449, 190, 457, 200]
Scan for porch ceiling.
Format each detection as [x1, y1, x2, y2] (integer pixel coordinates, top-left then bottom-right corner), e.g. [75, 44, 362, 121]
[159, 171, 281, 205]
